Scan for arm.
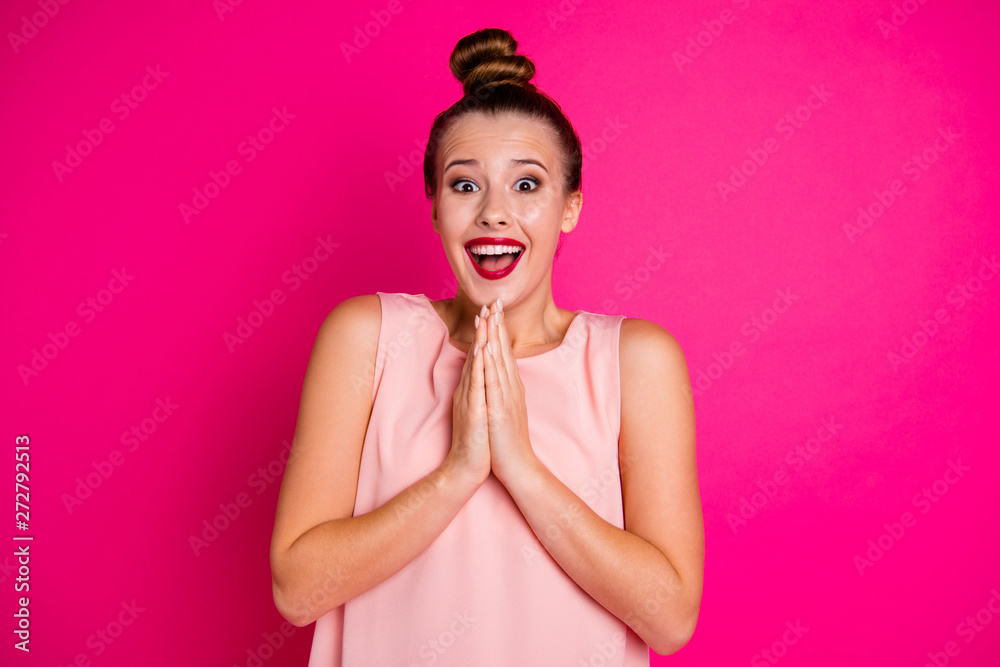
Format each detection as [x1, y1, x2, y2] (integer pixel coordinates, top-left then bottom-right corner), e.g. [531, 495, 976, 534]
[269, 295, 484, 627]
[495, 317, 704, 655]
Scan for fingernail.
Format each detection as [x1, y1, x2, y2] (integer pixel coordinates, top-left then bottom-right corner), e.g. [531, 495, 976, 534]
[486, 342, 493, 356]
[475, 314, 480, 328]
[473, 343, 479, 357]
[497, 298, 503, 312]
[480, 304, 488, 317]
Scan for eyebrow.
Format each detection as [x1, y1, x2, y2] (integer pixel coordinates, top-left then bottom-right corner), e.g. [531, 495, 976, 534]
[443, 158, 549, 174]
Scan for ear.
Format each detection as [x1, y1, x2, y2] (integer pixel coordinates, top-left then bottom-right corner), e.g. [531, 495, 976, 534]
[560, 190, 583, 234]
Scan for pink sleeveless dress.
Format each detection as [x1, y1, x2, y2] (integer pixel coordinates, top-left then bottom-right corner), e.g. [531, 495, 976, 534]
[307, 291, 649, 666]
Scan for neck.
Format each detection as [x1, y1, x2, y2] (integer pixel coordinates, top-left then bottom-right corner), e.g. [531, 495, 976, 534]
[447, 274, 567, 353]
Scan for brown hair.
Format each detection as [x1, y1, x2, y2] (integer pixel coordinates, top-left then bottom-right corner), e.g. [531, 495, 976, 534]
[422, 28, 583, 200]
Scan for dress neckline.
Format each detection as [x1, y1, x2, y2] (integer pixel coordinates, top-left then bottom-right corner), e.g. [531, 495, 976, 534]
[418, 293, 585, 361]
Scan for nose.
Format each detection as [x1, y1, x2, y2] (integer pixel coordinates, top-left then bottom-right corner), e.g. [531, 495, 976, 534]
[478, 184, 509, 228]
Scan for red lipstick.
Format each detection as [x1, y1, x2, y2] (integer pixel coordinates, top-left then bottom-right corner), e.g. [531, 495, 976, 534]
[464, 237, 525, 281]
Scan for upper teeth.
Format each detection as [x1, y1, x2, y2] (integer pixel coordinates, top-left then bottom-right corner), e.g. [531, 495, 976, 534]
[469, 244, 522, 255]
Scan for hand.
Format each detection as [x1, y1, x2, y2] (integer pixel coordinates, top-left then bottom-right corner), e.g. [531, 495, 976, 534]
[444, 303, 491, 486]
[482, 300, 538, 485]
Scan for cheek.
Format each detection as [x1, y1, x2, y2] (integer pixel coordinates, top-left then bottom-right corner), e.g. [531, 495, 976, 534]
[437, 195, 478, 222]
[519, 203, 541, 224]
[517, 192, 559, 225]
[435, 200, 465, 231]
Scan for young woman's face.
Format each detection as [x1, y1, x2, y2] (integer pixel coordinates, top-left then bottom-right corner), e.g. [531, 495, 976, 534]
[432, 112, 581, 308]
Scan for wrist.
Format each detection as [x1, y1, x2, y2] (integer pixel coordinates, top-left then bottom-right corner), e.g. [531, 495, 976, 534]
[439, 452, 489, 492]
[493, 449, 544, 490]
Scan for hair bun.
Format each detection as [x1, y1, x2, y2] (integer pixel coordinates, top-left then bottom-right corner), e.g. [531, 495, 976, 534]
[449, 28, 535, 96]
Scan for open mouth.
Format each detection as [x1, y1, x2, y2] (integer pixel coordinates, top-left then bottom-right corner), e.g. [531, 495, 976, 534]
[465, 239, 525, 279]
[470, 247, 523, 271]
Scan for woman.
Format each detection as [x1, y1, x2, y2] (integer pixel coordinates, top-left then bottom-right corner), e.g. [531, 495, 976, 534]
[270, 27, 704, 665]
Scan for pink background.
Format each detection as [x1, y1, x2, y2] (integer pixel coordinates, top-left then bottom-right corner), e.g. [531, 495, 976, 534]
[2, 0, 998, 665]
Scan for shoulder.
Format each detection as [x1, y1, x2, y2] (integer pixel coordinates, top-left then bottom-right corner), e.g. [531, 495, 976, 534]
[321, 293, 382, 331]
[314, 293, 382, 360]
[619, 317, 687, 369]
[618, 317, 690, 388]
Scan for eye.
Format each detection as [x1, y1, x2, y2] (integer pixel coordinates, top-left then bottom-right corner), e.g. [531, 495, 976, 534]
[515, 176, 540, 192]
[451, 179, 479, 193]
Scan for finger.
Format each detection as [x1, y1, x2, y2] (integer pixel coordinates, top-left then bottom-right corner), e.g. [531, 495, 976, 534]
[468, 304, 488, 394]
[474, 303, 488, 371]
[460, 321, 474, 379]
[476, 303, 488, 349]
[495, 303, 517, 382]
[489, 303, 510, 389]
[483, 305, 505, 406]
[456, 308, 478, 402]
[457, 311, 479, 396]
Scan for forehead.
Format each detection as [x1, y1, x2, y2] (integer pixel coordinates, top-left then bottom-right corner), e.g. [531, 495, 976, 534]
[438, 113, 560, 167]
